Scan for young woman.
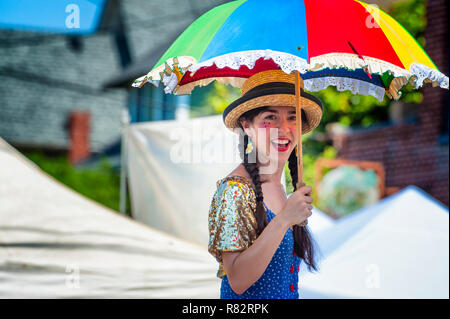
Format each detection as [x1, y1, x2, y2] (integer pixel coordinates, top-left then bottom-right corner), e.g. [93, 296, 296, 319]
[208, 70, 323, 299]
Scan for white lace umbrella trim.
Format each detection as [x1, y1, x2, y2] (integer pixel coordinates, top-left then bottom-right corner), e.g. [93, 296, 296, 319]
[188, 49, 309, 75]
[304, 77, 386, 102]
[132, 50, 449, 101]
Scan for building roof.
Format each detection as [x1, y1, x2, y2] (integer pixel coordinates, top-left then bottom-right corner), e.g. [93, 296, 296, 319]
[103, 29, 183, 89]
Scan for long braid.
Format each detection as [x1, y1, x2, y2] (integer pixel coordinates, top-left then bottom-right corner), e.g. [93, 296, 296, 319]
[239, 133, 268, 234]
[288, 148, 299, 192]
[288, 148, 318, 272]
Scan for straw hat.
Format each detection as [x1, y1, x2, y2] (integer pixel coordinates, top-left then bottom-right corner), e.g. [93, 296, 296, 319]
[223, 70, 323, 134]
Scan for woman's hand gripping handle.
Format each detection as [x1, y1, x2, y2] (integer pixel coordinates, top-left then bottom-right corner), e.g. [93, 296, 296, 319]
[278, 183, 313, 228]
[296, 182, 311, 226]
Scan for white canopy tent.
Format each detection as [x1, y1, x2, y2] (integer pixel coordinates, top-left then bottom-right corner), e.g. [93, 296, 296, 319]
[0, 138, 220, 298]
[125, 115, 335, 247]
[299, 186, 449, 299]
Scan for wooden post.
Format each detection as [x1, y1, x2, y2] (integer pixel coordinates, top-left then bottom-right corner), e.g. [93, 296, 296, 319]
[294, 70, 307, 227]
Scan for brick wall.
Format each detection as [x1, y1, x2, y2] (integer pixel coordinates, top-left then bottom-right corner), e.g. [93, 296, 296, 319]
[331, 0, 449, 206]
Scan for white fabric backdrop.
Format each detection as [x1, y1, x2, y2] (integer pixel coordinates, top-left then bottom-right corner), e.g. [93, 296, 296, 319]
[126, 115, 242, 246]
[0, 138, 220, 298]
[126, 115, 334, 246]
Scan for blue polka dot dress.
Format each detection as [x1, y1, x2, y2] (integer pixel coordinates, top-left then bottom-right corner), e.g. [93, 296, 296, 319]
[220, 202, 301, 299]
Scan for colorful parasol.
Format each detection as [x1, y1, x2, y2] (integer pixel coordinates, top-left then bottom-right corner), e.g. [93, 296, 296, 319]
[132, 0, 448, 197]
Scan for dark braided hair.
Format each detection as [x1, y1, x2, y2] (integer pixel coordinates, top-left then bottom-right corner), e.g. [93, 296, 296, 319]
[240, 134, 268, 232]
[238, 107, 318, 272]
[287, 148, 318, 271]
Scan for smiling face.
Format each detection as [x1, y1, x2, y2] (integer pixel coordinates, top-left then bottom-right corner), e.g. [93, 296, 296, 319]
[239, 105, 298, 166]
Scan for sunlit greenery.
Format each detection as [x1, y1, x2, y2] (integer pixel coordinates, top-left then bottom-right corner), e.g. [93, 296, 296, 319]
[23, 151, 130, 214]
[284, 143, 337, 195]
[190, 81, 241, 117]
[390, 0, 427, 48]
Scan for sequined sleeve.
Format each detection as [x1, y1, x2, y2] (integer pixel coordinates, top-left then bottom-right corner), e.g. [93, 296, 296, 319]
[208, 176, 258, 277]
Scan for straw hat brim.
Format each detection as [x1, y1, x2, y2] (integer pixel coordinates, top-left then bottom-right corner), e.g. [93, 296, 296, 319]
[224, 94, 323, 135]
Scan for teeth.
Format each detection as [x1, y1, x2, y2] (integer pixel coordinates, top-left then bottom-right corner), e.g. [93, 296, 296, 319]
[272, 139, 289, 144]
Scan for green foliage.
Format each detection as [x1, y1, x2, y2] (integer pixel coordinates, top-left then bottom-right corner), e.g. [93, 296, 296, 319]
[390, 0, 427, 103]
[285, 142, 337, 195]
[23, 151, 128, 213]
[207, 81, 241, 114]
[312, 87, 390, 130]
[190, 82, 241, 117]
[390, 0, 426, 48]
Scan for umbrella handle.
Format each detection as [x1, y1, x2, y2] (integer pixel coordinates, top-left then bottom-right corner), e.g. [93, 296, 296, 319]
[295, 180, 308, 227]
[294, 71, 308, 227]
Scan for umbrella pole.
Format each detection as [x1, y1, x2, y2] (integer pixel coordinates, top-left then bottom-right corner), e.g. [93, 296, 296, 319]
[294, 70, 305, 189]
[294, 70, 307, 227]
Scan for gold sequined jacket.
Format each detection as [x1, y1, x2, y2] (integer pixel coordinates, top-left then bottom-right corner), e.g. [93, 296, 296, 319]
[208, 175, 259, 278]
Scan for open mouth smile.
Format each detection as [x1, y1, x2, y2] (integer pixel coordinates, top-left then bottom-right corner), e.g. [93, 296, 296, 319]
[270, 138, 290, 152]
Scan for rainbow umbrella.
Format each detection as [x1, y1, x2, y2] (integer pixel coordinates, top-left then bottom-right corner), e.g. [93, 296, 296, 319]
[132, 0, 448, 189]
